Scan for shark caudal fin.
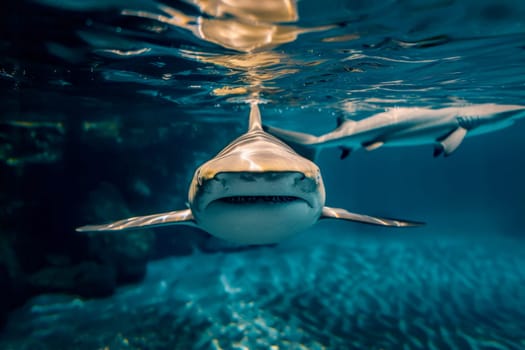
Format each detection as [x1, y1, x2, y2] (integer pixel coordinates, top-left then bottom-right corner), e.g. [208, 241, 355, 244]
[319, 206, 424, 227]
[76, 208, 196, 232]
[263, 124, 321, 160]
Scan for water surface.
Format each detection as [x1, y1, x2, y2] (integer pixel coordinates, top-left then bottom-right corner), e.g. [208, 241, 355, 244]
[1, 0, 525, 349]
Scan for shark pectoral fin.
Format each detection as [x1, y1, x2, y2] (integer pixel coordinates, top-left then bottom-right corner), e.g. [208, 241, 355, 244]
[339, 146, 352, 159]
[435, 126, 468, 157]
[76, 208, 196, 232]
[320, 206, 424, 227]
[362, 140, 384, 151]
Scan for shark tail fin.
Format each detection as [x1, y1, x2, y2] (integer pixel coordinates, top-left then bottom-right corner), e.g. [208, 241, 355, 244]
[248, 103, 263, 131]
[287, 141, 320, 161]
[263, 124, 321, 161]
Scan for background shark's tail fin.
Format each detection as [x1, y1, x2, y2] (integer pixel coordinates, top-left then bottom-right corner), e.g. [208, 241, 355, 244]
[248, 103, 262, 131]
[280, 139, 320, 161]
[263, 125, 321, 160]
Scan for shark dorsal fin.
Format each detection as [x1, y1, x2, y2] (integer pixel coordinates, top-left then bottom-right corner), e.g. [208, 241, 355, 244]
[336, 115, 346, 127]
[336, 116, 357, 133]
[248, 103, 262, 131]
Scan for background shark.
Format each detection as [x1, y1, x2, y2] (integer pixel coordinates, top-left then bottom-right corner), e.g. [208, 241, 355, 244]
[264, 103, 525, 159]
[77, 104, 421, 244]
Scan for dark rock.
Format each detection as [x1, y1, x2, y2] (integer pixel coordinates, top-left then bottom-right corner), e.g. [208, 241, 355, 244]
[27, 261, 116, 298]
[0, 121, 64, 167]
[80, 182, 155, 284]
[88, 230, 152, 284]
[153, 226, 210, 259]
[0, 234, 30, 326]
[0, 265, 10, 328]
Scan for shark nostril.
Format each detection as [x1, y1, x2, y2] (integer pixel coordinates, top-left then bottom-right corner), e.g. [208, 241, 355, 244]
[293, 173, 307, 186]
[294, 173, 306, 182]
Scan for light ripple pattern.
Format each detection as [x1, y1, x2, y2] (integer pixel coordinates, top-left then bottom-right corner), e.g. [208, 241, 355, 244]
[0, 232, 524, 350]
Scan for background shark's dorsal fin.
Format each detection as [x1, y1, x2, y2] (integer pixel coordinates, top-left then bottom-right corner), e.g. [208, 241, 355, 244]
[248, 103, 262, 131]
[336, 115, 346, 127]
[336, 115, 357, 130]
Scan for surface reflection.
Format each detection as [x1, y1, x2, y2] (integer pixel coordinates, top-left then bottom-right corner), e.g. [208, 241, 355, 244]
[120, 0, 332, 98]
[123, 0, 331, 52]
[178, 49, 299, 96]
[187, 0, 299, 22]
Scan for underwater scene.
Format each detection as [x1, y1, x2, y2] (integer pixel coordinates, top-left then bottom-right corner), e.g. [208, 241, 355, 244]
[1, 0, 525, 349]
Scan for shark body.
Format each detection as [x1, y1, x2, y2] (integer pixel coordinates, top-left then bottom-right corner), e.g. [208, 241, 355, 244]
[264, 104, 525, 159]
[77, 104, 420, 245]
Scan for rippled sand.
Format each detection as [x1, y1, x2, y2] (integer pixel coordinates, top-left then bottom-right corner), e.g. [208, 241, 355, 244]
[2, 231, 524, 350]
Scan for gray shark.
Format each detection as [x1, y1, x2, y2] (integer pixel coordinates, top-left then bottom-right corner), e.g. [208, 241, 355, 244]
[77, 104, 421, 245]
[264, 103, 525, 159]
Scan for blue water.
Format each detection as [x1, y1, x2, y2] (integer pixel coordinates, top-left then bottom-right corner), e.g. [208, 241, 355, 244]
[1, 0, 525, 349]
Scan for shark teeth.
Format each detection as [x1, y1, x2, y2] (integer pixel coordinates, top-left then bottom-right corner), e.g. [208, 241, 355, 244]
[218, 196, 300, 204]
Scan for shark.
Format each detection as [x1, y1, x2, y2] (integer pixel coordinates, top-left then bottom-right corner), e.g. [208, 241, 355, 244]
[77, 103, 421, 245]
[264, 103, 525, 160]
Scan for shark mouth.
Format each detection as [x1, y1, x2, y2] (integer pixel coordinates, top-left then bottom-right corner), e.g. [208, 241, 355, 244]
[217, 195, 302, 204]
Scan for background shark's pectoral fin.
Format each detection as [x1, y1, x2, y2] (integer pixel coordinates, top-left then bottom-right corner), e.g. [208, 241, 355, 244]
[339, 146, 352, 159]
[76, 208, 196, 232]
[361, 140, 385, 152]
[320, 206, 424, 227]
[435, 126, 468, 157]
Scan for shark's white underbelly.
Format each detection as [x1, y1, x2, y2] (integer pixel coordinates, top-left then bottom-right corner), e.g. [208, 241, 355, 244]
[197, 200, 320, 245]
[358, 118, 516, 148]
[375, 123, 457, 147]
